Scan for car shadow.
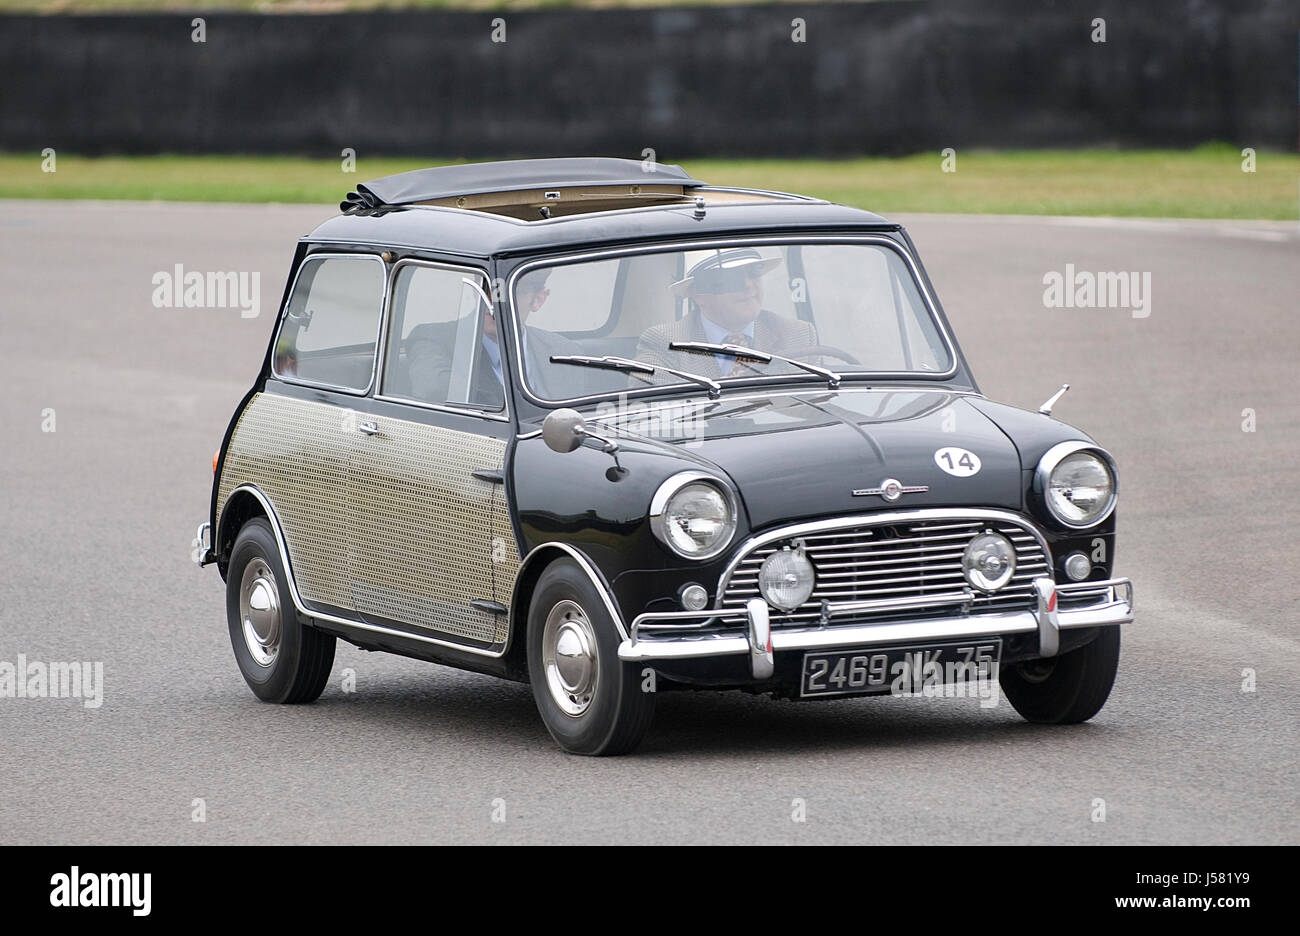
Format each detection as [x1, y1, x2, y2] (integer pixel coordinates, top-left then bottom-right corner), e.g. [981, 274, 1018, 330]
[296, 666, 1104, 758]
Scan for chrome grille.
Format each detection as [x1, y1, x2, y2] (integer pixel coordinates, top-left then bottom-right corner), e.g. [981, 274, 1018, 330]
[721, 516, 1051, 625]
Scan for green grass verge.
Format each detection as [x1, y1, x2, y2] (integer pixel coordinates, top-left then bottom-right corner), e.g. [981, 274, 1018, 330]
[2, 145, 1296, 219]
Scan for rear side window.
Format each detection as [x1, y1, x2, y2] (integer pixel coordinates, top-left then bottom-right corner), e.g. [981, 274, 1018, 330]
[273, 254, 386, 393]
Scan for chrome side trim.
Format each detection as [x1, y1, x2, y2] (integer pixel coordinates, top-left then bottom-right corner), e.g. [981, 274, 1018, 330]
[512, 542, 631, 642]
[715, 508, 1055, 611]
[504, 234, 962, 410]
[270, 252, 390, 397]
[1034, 441, 1119, 530]
[218, 484, 506, 658]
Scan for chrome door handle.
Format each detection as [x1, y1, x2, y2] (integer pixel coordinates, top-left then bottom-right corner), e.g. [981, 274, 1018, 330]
[358, 421, 380, 436]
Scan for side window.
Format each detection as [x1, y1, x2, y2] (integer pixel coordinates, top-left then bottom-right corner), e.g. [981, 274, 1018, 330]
[382, 263, 502, 411]
[273, 255, 385, 392]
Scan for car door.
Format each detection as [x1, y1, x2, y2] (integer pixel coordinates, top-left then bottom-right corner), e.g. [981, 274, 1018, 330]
[344, 259, 518, 651]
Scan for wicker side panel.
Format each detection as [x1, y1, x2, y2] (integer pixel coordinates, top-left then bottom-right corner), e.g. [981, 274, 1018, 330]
[348, 414, 506, 644]
[216, 393, 355, 611]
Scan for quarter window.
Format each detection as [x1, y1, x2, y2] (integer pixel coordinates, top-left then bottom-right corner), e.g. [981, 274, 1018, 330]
[273, 255, 386, 392]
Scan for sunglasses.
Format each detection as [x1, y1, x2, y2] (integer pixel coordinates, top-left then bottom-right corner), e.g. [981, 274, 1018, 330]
[692, 266, 763, 295]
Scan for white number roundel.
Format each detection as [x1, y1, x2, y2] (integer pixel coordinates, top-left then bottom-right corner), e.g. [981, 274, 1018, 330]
[934, 447, 981, 477]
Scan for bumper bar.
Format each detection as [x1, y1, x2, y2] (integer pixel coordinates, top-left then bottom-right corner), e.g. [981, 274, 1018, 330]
[193, 522, 212, 567]
[618, 577, 1133, 677]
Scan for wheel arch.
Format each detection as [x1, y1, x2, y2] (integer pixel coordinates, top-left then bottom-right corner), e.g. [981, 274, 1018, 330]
[215, 486, 293, 590]
[505, 543, 629, 674]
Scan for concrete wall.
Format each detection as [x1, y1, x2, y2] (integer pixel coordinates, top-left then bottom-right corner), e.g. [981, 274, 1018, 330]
[1, 0, 1296, 156]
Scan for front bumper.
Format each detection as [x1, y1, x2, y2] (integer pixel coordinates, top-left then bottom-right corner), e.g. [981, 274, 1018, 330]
[618, 577, 1133, 680]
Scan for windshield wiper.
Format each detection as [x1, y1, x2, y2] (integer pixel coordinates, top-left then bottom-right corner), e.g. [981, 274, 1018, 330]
[550, 354, 723, 398]
[668, 341, 842, 388]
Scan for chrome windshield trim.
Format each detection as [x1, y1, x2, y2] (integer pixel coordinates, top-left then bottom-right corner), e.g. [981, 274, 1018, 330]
[714, 508, 1055, 612]
[504, 234, 961, 410]
[270, 251, 390, 398]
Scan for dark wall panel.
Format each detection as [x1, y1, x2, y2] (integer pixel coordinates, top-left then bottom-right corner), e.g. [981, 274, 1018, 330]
[1, 0, 1296, 156]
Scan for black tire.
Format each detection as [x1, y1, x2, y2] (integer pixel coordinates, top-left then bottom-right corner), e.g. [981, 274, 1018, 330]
[226, 517, 335, 704]
[1000, 625, 1120, 724]
[526, 558, 654, 755]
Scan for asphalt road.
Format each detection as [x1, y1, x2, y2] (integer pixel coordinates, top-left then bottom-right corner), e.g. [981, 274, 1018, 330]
[1, 201, 1296, 845]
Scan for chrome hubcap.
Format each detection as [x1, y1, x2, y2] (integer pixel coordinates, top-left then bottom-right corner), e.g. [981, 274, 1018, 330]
[240, 558, 281, 667]
[542, 599, 598, 717]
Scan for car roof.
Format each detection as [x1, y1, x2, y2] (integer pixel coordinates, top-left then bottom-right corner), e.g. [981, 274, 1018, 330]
[309, 159, 898, 258]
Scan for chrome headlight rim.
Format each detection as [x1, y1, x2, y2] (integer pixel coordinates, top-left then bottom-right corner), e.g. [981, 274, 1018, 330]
[1035, 441, 1119, 530]
[649, 470, 739, 561]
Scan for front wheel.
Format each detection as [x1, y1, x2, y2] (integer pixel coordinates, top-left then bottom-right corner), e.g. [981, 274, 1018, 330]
[226, 517, 336, 704]
[526, 559, 654, 755]
[1000, 625, 1120, 724]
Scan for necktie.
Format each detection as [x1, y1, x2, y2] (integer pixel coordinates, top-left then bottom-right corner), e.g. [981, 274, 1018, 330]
[722, 332, 749, 376]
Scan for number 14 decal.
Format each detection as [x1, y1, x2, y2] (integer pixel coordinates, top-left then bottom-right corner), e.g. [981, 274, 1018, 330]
[934, 446, 981, 477]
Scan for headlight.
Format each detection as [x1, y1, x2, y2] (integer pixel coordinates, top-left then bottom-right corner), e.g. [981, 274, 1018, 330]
[1036, 442, 1118, 529]
[649, 471, 737, 559]
[759, 544, 816, 611]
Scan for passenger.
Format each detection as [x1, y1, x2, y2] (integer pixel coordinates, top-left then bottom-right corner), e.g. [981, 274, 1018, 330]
[408, 268, 582, 404]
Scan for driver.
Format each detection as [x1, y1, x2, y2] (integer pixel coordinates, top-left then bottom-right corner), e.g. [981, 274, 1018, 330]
[635, 247, 816, 379]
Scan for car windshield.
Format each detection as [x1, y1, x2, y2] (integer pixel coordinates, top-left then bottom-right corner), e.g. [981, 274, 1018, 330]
[510, 241, 954, 402]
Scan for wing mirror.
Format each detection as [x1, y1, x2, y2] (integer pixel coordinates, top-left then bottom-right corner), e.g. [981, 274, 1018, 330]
[542, 409, 624, 476]
[542, 408, 589, 454]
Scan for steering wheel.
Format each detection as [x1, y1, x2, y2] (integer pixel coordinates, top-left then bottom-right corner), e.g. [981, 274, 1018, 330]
[785, 344, 863, 367]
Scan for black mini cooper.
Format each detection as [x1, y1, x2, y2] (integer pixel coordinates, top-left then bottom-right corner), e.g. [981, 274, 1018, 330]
[196, 158, 1132, 755]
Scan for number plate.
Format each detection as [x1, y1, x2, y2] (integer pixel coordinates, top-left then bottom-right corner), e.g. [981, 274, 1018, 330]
[800, 639, 1002, 698]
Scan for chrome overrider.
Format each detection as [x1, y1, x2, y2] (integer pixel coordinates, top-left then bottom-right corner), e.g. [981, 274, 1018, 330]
[618, 512, 1134, 678]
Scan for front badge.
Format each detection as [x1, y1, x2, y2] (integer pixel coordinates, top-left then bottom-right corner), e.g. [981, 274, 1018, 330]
[852, 478, 928, 502]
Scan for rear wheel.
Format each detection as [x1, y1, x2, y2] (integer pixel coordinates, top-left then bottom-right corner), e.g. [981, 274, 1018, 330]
[526, 559, 654, 755]
[226, 517, 335, 704]
[1000, 625, 1120, 723]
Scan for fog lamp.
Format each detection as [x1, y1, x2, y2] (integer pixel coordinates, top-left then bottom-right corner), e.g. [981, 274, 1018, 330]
[758, 544, 816, 612]
[962, 532, 1016, 592]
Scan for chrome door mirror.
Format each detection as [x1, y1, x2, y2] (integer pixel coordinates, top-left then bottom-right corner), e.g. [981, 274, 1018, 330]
[542, 408, 588, 453]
